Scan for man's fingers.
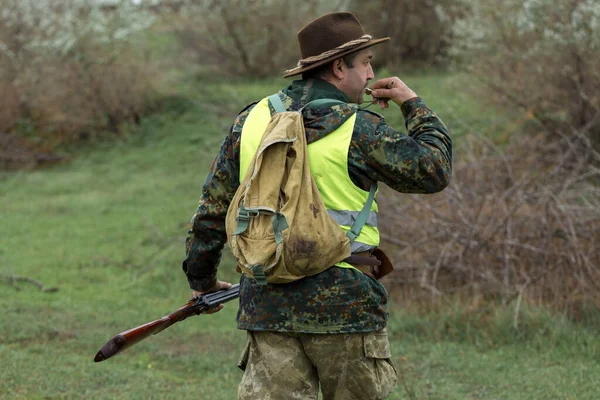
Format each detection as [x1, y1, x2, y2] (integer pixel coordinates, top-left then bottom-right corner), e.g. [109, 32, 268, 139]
[370, 77, 397, 90]
[191, 280, 234, 303]
[371, 88, 394, 99]
[369, 76, 417, 106]
[191, 284, 228, 314]
[370, 80, 397, 99]
[369, 76, 418, 105]
[220, 281, 233, 290]
[199, 280, 233, 295]
[203, 304, 225, 314]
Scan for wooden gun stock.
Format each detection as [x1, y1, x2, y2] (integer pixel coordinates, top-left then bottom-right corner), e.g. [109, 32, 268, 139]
[94, 284, 240, 362]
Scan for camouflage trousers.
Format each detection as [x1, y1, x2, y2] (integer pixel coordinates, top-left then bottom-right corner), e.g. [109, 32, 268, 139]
[237, 328, 397, 400]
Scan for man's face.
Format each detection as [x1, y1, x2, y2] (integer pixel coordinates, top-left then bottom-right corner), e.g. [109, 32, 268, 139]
[339, 48, 375, 104]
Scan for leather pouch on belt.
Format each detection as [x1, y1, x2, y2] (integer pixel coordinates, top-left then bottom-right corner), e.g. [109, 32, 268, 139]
[372, 248, 394, 279]
[237, 333, 251, 371]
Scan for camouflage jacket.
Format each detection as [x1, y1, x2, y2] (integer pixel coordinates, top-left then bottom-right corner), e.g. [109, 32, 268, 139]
[183, 78, 452, 333]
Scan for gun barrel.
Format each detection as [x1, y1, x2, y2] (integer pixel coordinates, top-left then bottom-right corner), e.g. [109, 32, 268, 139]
[203, 283, 240, 307]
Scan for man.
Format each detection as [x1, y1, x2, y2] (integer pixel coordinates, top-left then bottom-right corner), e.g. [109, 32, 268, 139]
[182, 11, 452, 400]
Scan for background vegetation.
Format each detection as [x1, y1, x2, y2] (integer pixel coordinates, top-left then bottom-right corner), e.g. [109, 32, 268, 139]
[1, 0, 599, 398]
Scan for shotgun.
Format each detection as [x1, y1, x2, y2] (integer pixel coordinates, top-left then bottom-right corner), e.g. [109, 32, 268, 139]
[94, 283, 240, 362]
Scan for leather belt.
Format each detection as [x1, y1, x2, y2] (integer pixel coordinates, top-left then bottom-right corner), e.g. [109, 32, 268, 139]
[352, 264, 378, 279]
[344, 251, 381, 279]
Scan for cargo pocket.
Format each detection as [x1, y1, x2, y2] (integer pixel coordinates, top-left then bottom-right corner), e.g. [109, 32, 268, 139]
[237, 333, 251, 371]
[363, 329, 398, 400]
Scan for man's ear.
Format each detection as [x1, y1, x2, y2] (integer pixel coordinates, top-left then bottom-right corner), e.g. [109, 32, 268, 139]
[332, 59, 345, 80]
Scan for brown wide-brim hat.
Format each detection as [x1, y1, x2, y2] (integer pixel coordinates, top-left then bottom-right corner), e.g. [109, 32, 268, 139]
[283, 12, 390, 78]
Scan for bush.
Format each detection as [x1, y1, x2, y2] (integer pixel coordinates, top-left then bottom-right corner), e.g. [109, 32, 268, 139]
[0, 0, 162, 168]
[161, 0, 340, 78]
[347, 0, 466, 68]
[379, 129, 600, 319]
[450, 0, 600, 147]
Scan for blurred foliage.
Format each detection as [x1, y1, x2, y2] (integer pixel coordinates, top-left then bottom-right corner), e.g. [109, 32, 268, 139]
[380, 130, 600, 319]
[2, 0, 599, 155]
[158, 0, 340, 78]
[348, 0, 467, 68]
[449, 0, 600, 147]
[0, 0, 163, 168]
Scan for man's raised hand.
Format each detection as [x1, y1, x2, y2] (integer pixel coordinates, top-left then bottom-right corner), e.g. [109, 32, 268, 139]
[368, 77, 417, 109]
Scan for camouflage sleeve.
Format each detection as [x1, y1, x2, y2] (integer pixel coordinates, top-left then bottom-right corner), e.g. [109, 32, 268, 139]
[182, 107, 251, 291]
[354, 97, 452, 193]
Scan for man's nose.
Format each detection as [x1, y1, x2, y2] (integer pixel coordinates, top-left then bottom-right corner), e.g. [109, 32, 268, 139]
[367, 64, 375, 80]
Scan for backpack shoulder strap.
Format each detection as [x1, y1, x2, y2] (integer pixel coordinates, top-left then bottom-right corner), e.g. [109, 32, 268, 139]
[268, 93, 287, 113]
[301, 98, 346, 111]
[345, 183, 377, 243]
[268, 96, 348, 114]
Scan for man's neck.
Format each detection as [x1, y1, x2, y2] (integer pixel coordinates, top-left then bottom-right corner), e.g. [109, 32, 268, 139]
[283, 78, 352, 105]
[320, 76, 344, 93]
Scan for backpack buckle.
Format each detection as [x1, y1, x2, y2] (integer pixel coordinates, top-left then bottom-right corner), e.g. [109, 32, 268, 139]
[239, 208, 260, 219]
[233, 206, 260, 235]
[250, 264, 267, 286]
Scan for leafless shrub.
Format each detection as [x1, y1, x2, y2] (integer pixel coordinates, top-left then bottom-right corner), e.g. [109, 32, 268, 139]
[450, 0, 600, 147]
[0, 133, 63, 170]
[161, 0, 341, 78]
[348, 0, 466, 68]
[0, 0, 162, 167]
[379, 126, 600, 319]
[24, 45, 155, 140]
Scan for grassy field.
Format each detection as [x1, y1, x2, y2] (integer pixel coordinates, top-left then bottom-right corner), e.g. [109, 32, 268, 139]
[1, 73, 599, 399]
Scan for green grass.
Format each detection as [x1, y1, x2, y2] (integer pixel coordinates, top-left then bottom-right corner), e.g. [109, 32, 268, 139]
[1, 74, 598, 399]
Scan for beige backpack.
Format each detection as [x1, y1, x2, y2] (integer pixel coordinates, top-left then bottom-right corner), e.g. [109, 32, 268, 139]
[225, 94, 373, 285]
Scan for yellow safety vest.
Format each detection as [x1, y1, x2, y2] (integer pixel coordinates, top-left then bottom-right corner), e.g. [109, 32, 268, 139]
[240, 96, 380, 268]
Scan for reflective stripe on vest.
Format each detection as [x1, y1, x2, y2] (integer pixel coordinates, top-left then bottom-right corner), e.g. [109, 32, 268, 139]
[239, 96, 380, 258]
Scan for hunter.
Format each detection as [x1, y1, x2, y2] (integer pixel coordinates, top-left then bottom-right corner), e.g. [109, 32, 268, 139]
[182, 11, 452, 400]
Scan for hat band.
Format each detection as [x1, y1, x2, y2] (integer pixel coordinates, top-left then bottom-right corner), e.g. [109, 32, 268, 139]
[285, 34, 372, 75]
